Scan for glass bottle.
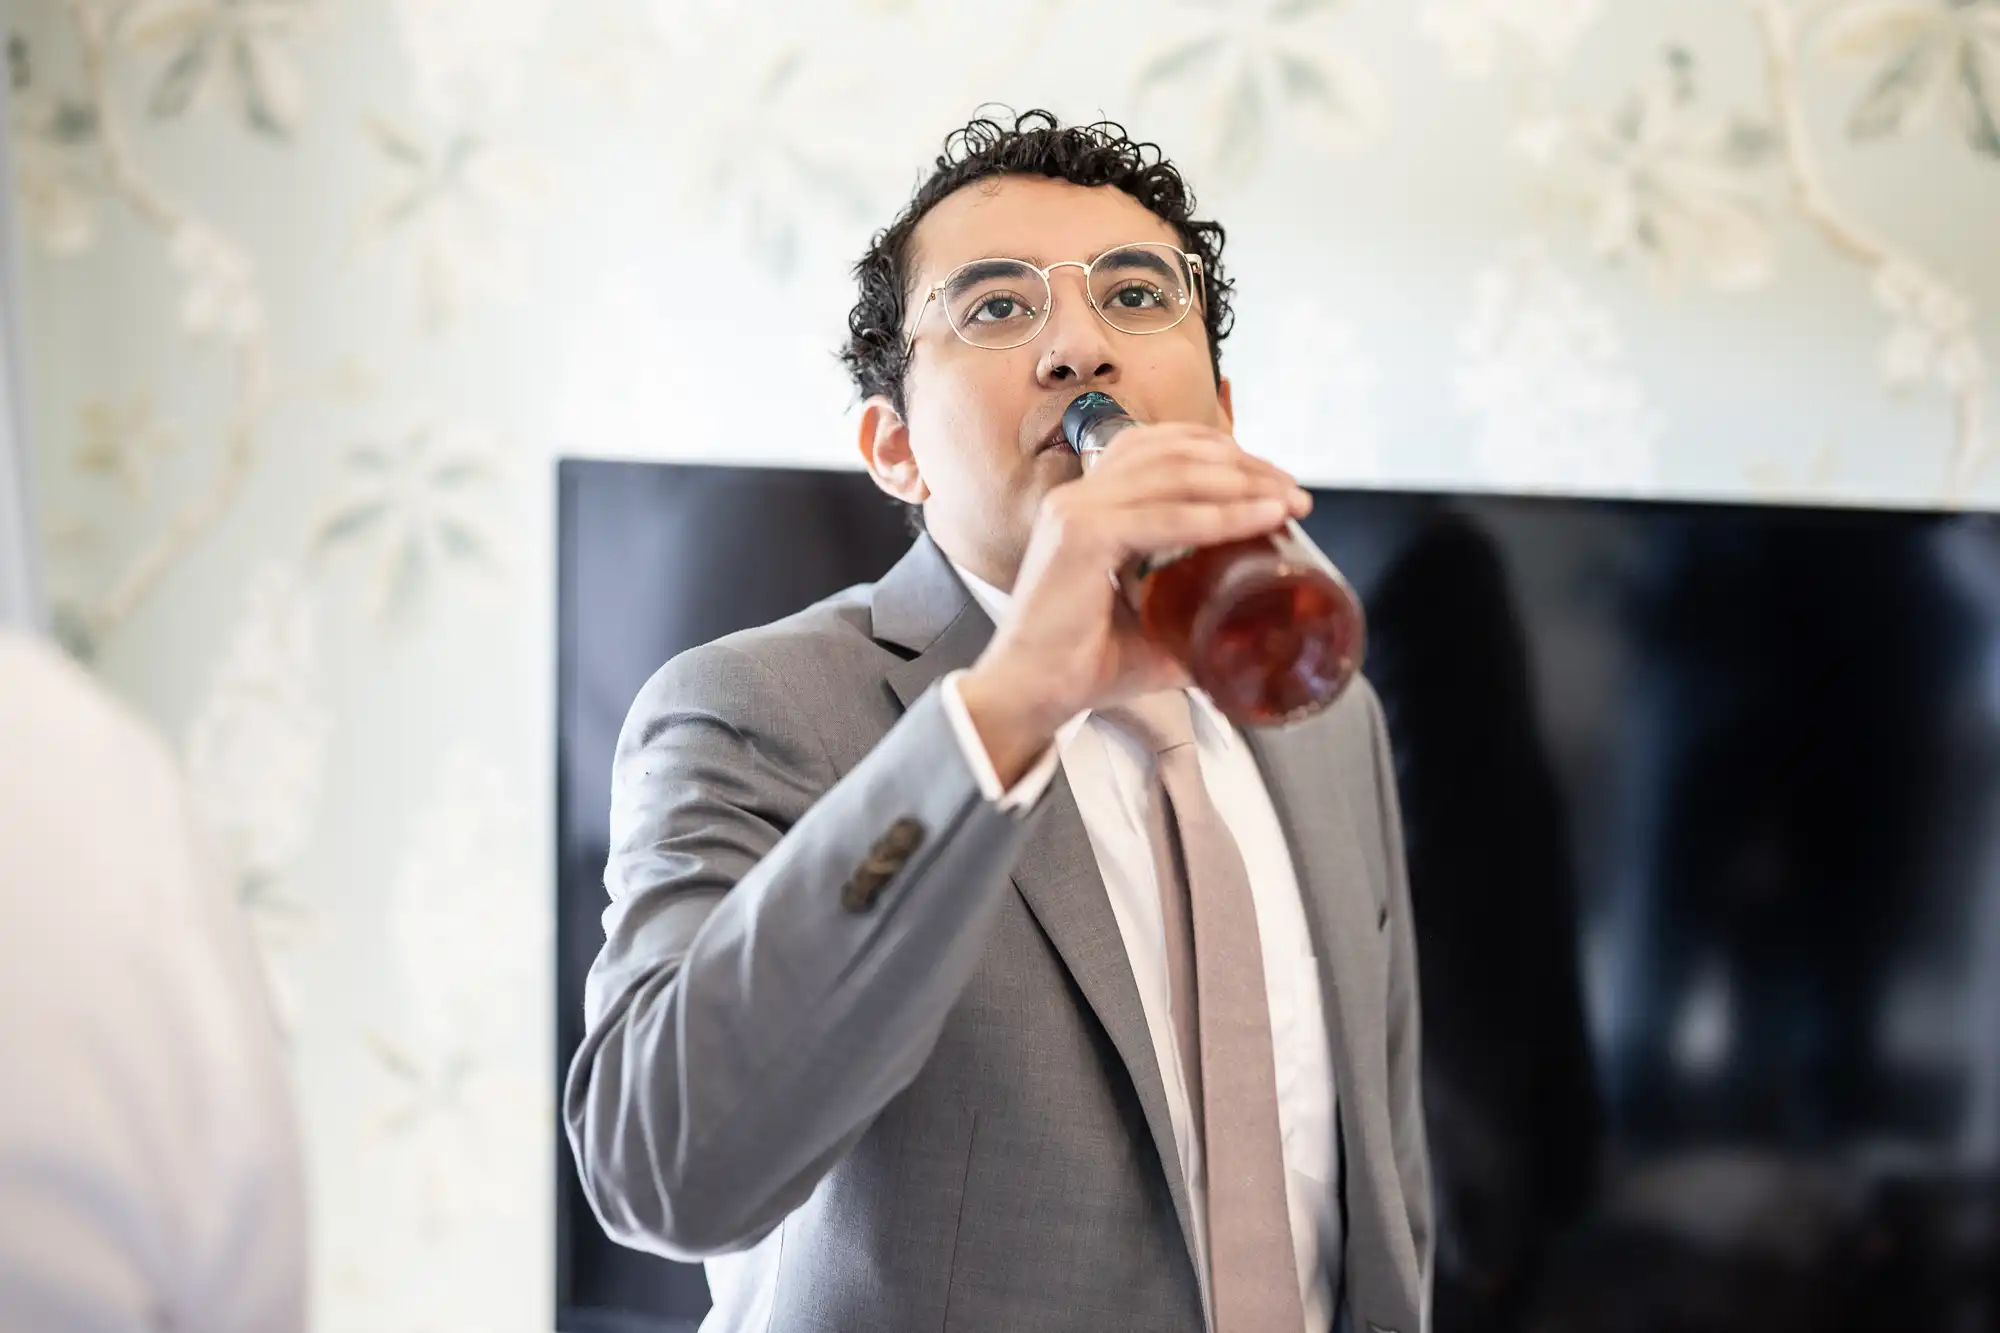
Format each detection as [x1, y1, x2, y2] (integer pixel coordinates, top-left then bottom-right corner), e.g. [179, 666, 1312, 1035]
[1062, 391, 1367, 726]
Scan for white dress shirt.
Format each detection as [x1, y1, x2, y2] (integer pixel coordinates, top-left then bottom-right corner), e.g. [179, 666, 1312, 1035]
[937, 566, 1343, 1333]
[0, 632, 307, 1333]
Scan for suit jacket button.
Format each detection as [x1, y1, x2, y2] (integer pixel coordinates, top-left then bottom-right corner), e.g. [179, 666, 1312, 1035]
[840, 818, 927, 913]
[841, 872, 882, 914]
[880, 816, 924, 858]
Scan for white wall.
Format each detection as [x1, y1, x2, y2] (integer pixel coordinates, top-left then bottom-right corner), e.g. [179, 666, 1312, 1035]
[11, 0, 1999, 1327]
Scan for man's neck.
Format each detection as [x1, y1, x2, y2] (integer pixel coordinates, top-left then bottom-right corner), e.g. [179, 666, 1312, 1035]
[928, 532, 1019, 604]
[949, 558, 1013, 628]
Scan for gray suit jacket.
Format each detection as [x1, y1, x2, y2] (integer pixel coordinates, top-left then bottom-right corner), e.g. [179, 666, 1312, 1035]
[565, 534, 1433, 1333]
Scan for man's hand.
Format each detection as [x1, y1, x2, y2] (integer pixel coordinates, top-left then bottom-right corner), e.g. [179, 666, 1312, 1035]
[957, 423, 1311, 785]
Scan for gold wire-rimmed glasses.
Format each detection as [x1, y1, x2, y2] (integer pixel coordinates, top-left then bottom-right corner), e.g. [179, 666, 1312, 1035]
[903, 241, 1206, 356]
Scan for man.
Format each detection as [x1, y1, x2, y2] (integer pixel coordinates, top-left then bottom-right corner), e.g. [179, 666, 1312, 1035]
[565, 111, 1432, 1333]
[0, 631, 308, 1333]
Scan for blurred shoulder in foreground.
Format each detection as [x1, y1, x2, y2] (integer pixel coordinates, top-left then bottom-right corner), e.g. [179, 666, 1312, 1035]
[0, 631, 308, 1333]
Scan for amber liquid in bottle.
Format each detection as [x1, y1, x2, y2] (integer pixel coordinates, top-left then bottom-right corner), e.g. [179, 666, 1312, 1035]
[1064, 392, 1367, 726]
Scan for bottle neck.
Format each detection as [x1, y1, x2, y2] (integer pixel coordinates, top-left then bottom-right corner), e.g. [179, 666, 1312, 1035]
[1074, 412, 1136, 467]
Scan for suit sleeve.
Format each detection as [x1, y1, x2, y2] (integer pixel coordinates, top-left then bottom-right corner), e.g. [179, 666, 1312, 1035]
[1364, 681, 1436, 1314]
[564, 641, 1039, 1260]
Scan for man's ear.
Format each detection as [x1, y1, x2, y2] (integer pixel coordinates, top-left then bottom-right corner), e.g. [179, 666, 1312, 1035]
[1216, 374, 1236, 435]
[858, 395, 928, 505]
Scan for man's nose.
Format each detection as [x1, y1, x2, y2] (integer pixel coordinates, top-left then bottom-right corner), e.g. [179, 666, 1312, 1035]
[1034, 267, 1119, 388]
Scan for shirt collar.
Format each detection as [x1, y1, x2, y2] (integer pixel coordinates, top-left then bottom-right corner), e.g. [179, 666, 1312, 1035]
[948, 559, 1237, 742]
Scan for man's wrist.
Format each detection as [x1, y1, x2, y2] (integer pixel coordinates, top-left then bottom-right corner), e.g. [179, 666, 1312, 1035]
[956, 663, 1066, 790]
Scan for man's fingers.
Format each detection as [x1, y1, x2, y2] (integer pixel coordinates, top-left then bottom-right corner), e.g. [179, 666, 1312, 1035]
[1107, 497, 1295, 553]
[1096, 459, 1297, 508]
[1093, 428, 1299, 491]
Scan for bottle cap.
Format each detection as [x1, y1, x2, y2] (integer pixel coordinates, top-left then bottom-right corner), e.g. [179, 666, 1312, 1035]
[1061, 392, 1131, 456]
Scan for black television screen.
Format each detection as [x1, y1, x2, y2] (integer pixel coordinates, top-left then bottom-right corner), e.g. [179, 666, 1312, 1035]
[555, 458, 2000, 1333]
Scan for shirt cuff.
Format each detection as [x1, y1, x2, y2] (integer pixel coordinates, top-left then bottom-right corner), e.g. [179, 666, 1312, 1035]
[939, 670, 1062, 814]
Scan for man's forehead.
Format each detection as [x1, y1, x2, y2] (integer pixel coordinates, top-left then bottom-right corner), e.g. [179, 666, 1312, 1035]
[908, 176, 1181, 282]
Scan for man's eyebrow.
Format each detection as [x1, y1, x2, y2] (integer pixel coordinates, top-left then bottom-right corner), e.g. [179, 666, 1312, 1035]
[940, 256, 1038, 288]
[920, 245, 1176, 292]
[1099, 247, 1178, 281]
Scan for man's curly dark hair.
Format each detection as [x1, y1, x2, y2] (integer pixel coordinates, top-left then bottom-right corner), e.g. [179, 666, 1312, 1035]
[841, 109, 1236, 416]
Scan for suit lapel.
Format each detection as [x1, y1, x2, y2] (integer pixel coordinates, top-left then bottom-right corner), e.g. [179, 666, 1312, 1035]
[1245, 714, 1408, 1309]
[1245, 718, 1389, 1086]
[873, 536, 1205, 1308]
[1007, 775, 1206, 1307]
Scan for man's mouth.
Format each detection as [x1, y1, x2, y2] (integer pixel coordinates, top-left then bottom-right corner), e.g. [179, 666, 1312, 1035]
[1034, 424, 1071, 455]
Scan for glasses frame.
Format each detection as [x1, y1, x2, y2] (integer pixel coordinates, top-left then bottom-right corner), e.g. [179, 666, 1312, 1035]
[903, 242, 1208, 357]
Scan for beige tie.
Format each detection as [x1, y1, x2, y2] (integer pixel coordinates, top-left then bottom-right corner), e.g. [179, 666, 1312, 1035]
[1100, 692, 1305, 1333]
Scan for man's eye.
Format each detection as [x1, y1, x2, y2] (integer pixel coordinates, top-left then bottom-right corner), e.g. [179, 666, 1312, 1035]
[968, 294, 1035, 323]
[1106, 283, 1166, 309]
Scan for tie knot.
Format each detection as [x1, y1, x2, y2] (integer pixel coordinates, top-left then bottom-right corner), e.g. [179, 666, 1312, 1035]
[1097, 690, 1198, 757]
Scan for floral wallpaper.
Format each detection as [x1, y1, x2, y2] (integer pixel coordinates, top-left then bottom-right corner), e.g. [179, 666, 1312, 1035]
[9, 0, 1998, 1329]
